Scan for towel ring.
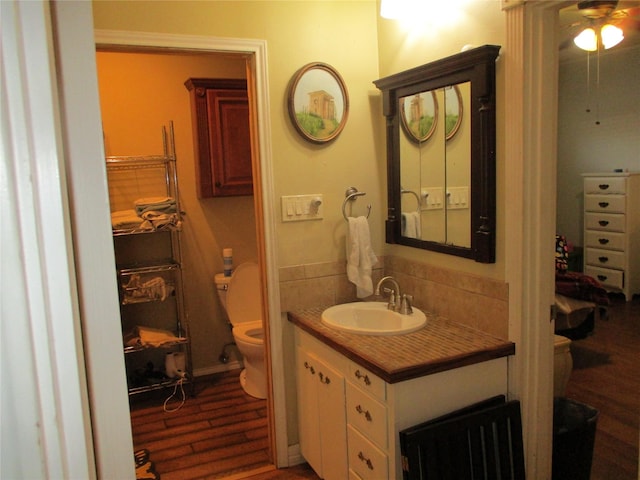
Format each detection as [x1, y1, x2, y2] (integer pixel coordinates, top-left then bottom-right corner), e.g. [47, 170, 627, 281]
[342, 187, 371, 221]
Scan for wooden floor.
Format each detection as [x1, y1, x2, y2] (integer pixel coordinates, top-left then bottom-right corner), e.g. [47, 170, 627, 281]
[130, 370, 320, 479]
[130, 295, 638, 479]
[564, 294, 640, 480]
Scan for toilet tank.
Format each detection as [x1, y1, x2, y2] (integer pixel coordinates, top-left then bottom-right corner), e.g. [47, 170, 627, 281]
[214, 273, 232, 310]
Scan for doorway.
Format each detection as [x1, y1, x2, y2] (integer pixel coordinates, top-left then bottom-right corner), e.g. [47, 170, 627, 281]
[95, 30, 286, 471]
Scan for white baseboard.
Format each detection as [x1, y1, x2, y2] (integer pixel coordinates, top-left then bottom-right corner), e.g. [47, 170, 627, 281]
[193, 360, 243, 378]
[287, 444, 305, 466]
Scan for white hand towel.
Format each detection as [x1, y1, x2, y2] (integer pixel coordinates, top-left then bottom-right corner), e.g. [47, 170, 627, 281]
[346, 216, 378, 298]
[401, 212, 421, 238]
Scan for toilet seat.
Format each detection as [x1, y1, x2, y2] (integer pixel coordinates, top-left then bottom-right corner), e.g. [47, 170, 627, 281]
[226, 262, 262, 326]
[233, 320, 264, 346]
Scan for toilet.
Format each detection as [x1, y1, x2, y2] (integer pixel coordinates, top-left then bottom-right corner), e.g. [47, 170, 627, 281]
[553, 334, 573, 397]
[214, 262, 267, 399]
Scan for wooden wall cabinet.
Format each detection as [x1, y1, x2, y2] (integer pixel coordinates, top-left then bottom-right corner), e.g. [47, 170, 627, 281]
[185, 78, 253, 197]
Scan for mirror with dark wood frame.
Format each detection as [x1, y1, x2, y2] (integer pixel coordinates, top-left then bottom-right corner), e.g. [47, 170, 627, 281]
[374, 45, 499, 263]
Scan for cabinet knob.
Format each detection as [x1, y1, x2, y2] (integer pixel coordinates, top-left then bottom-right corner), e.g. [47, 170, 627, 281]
[355, 404, 373, 422]
[318, 372, 330, 384]
[597, 274, 608, 282]
[598, 238, 609, 245]
[358, 451, 374, 470]
[598, 202, 609, 208]
[354, 369, 371, 386]
[598, 184, 610, 191]
[598, 256, 609, 263]
[598, 220, 609, 227]
[304, 361, 315, 374]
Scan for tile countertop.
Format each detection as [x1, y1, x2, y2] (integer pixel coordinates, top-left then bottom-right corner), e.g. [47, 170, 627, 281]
[288, 305, 515, 384]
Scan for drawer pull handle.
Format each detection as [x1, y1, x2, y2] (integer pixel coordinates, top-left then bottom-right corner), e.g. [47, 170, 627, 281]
[318, 372, 330, 385]
[598, 256, 609, 263]
[598, 238, 609, 245]
[354, 370, 371, 386]
[598, 184, 610, 190]
[304, 361, 315, 375]
[598, 202, 609, 208]
[355, 404, 373, 421]
[358, 451, 374, 470]
[598, 220, 609, 227]
[597, 275, 608, 282]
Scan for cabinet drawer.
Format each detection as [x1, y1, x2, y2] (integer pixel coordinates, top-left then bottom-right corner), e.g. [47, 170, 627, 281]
[584, 176, 627, 194]
[584, 194, 625, 214]
[585, 231, 625, 251]
[347, 425, 388, 480]
[585, 248, 626, 270]
[584, 265, 624, 290]
[348, 362, 385, 401]
[346, 382, 388, 449]
[584, 212, 625, 232]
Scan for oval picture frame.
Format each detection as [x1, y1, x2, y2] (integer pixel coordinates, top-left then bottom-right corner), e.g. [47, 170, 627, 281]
[287, 62, 349, 144]
[400, 91, 438, 143]
[445, 84, 463, 141]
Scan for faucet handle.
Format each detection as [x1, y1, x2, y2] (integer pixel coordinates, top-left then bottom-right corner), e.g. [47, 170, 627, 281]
[386, 289, 396, 311]
[400, 294, 413, 315]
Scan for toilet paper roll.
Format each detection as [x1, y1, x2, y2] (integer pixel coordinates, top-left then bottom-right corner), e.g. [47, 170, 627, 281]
[165, 352, 178, 378]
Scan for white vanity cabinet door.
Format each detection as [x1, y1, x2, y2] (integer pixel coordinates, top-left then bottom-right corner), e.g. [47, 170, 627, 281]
[296, 346, 348, 480]
[583, 173, 640, 300]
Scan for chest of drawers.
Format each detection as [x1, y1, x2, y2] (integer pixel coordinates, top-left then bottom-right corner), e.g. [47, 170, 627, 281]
[582, 173, 640, 301]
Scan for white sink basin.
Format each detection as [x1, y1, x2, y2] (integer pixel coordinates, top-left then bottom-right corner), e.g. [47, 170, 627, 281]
[321, 302, 427, 336]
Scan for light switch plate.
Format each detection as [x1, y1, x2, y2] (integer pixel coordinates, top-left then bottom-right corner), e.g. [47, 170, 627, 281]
[281, 194, 324, 222]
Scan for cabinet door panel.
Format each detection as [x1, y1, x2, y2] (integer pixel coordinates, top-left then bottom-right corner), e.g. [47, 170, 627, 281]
[296, 348, 322, 475]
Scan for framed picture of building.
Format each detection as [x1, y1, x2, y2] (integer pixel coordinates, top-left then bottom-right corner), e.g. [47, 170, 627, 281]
[287, 62, 349, 144]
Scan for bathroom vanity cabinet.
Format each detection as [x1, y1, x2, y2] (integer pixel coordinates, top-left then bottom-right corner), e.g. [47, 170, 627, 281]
[106, 123, 192, 395]
[583, 172, 640, 300]
[294, 327, 510, 479]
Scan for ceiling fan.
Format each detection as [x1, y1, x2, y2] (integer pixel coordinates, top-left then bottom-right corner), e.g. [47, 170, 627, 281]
[560, 0, 640, 51]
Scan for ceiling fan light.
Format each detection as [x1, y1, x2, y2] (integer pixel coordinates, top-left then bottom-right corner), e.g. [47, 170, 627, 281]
[601, 24, 624, 49]
[574, 27, 598, 51]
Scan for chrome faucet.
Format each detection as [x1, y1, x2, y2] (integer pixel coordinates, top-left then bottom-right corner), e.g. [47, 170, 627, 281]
[375, 276, 414, 314]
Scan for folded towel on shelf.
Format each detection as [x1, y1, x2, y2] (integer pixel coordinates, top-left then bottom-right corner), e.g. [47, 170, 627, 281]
[346, 216, 378, 298]
[140, 211, 180, 231]
[111, 209, 144, 230]
[134, 196, 177, 216]
[124, 325, 185, 348]
[401, 212, 421, 239]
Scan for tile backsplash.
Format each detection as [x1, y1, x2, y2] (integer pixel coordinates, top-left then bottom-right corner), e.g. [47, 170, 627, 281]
[280, 255, 508, 338]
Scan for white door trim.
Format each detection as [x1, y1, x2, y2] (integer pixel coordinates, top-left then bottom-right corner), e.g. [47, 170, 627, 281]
[93, 30, 287, 466]
[504, 1, 565, 477]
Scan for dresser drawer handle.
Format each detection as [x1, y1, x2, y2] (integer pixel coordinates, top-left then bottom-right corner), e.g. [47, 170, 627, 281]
[598, 220, 609, 227]
[598, 238, 609, 245]
[598, 256, 609, 263]
[358, 451, 374, 470]
[598, 201, 609, 208]
[598, 183, 610, 191]
[355, 404, 373, 422]
[304, 361, 315, 375]
[597, 274, 608, 282]
[318, 372, 331, 385]
[354, 369, 371, 386]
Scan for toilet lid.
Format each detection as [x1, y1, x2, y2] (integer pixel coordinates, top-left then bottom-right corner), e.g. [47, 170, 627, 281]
[226, 262, 262, 325]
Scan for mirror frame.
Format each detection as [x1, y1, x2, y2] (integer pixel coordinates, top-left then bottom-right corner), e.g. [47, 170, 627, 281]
[373, 45, 500, 263]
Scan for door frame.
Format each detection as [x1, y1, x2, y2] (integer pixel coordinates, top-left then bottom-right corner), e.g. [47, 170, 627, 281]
[93, 29, 286, 466]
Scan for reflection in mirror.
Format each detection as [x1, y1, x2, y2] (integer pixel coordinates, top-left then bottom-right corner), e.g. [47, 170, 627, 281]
[399, 83, 470, 246]
[374, 45, 499, 263]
